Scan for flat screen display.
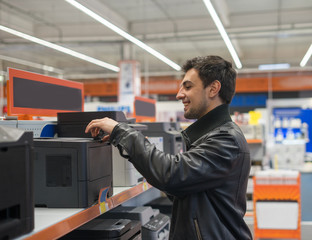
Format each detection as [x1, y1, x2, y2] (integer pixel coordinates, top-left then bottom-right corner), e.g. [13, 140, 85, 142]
[8, 68, 84, 116]
[134, 96, 156, 122]
[134, 98, 156, 117]
[13, 77, 82, 111]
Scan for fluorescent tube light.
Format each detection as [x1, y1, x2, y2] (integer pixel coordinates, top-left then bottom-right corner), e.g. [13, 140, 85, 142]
[65, 0, 181, 71]
[300, 43, 312, 67]
[0, 54, 64, 74]
[0, 25, 120, 72]
[258, 63, 290, 70]
[202, 0, 242, 69]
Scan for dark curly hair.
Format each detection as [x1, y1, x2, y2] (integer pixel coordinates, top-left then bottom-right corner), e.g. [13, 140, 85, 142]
[182, 56, 236, 104]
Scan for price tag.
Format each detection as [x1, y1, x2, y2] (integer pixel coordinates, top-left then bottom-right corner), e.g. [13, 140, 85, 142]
[99, 202, 109, 214]
[98, 187, 110, 214]
[143, 179, 148, 191]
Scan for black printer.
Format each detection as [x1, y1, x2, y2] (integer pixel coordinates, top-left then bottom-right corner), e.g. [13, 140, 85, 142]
[57, 111, 147, 188]
[60, 218, 141, 240]
[33, 111, 138, 208]
[0, 126, 34, 239]
[140, 122, 185, 154]
[34, 137, 112, 208]
[33, 111, 140, 208]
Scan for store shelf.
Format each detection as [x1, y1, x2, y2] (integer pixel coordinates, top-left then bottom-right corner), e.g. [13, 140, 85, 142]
[245, 211, 254, 218]
[253, 174, 301, 239]
[20, 181, 153, 240]
[247, 139, 263, 144]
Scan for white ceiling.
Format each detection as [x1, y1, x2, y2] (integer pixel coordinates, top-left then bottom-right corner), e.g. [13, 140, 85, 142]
[0, 0, 312, 80]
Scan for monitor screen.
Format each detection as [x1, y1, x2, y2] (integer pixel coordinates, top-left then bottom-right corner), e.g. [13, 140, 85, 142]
[7, 68, 84, 116]
[133, 96, 156, 122]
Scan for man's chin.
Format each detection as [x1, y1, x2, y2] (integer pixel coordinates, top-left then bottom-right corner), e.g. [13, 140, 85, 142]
[184, 112, 194, 120]
[184, 110, 199, 120]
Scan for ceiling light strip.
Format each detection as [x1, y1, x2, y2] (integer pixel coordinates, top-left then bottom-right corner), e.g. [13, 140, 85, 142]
[0, 25, 120, 72]
[65, 0, 181, 71]
[203, 0, 242, 69]
[300, 43, 312, 67]
[258, 63, 290, 70]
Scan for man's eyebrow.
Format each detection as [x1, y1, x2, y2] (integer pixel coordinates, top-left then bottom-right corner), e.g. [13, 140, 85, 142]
[180, 80, 193, 88]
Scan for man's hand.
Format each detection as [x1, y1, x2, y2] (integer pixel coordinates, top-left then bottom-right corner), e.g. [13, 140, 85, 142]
[85, 117, 118, 142]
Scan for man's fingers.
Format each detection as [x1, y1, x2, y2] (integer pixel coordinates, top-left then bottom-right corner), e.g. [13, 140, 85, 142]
[101, 135, 110, 142]
[90, 128, 97, 137]
[85, 120, 100, 133]
[85, 117, 116, 136]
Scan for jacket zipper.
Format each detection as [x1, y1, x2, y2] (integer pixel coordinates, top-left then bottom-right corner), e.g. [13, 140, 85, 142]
[194, 219, 203, 240]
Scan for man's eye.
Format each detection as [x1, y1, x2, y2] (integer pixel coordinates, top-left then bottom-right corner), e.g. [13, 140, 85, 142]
[185, 86, 191, 90]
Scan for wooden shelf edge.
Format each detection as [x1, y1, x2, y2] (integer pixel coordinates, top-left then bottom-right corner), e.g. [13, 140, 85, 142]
[245, 211, 254, 217]
[247, 139, 263, 144]
[24, 181, 153, 240]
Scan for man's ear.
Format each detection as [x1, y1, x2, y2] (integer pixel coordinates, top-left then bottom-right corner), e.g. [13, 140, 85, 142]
[207, 80, 221, 98]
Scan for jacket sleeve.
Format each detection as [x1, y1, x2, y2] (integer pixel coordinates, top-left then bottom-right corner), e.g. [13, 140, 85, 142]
[110, 123, 240, 197]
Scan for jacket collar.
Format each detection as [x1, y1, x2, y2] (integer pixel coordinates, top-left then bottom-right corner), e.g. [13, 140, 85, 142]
[182, 104, 232, 147]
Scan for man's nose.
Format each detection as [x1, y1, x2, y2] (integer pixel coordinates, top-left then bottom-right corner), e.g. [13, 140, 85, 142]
[176, 88, 184, 100]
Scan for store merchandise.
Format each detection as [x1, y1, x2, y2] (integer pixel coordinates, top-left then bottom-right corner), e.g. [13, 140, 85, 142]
[57, 111, 146, 187]
[34, 138, 112, 208]
[0, 126, 34, 239]
[140, 122, 185, 154]
[60, 219, 141, 240]
[100, 206, 170, 240]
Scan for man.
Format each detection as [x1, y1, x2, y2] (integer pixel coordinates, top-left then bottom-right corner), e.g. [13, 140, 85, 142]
[85, 56, 252, 240]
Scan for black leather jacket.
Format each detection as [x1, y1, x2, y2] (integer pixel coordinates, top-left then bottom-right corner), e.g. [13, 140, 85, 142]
[110, 104, 252, 240]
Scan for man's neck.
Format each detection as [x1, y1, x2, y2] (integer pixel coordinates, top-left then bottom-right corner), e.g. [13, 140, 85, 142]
[182, 104, 232, 148]
[199, 99, 224, 119]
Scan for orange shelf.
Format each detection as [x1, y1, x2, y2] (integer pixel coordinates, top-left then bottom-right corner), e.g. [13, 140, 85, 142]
[247, 139, 263, 144]
[23, 182, 153, 240]
[253, 175, 301, 240]
[245, 211, 254, 217]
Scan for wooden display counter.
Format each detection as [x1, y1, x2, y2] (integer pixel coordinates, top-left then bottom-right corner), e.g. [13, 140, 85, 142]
[19, 181, 153, 240]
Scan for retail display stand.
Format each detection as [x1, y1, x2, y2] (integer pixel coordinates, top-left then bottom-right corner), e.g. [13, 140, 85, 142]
[253, 170, 301, 240]
[3, 68, 156, 239]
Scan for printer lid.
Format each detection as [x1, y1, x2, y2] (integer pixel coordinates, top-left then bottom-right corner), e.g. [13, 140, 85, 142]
[57, 111, 128, 124]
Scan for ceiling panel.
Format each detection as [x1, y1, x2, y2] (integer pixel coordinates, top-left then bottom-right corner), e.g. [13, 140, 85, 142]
[0, 0, 311, 79]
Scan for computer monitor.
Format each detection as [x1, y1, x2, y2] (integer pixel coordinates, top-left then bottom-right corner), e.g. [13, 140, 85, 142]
[133, 96, 156, 122]
[7, 68, 84, 116]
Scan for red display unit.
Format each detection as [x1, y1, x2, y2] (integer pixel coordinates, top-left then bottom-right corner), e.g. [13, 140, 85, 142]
[133, 96, 156, 122]
[7, 68, 84, 117]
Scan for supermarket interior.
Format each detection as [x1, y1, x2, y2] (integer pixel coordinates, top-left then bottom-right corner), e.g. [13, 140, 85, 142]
[1, 0, 312, 239]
